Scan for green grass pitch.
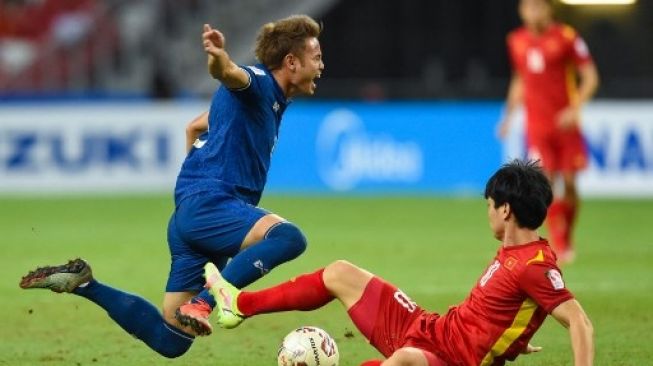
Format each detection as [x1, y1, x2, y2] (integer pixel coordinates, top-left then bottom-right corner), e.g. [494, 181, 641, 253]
[2, 195, 652, 365]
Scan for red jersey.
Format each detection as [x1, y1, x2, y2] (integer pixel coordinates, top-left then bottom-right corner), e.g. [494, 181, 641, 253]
[507, 23, 593, 139]
[406, 240, 574, 365]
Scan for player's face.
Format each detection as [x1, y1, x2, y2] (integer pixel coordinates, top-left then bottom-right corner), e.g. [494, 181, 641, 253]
[519, 0, 552, 31]
[292, 37, 324, 96]
[487, 198, 506, 241]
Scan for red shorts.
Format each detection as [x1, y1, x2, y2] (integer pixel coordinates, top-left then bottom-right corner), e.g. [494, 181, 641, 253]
[527, 129, 588, 174]
[348, 277, 447, 366]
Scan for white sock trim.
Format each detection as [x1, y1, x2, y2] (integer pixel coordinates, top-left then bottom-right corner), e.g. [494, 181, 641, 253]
[263, 220, 288, 239]
[163, 323, 195, 341]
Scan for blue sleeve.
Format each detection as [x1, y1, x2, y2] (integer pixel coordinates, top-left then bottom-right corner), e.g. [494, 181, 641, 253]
[227, 65, 264, 101]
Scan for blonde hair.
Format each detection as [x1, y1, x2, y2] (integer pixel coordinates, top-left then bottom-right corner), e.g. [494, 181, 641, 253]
[255, 15, 321, 70]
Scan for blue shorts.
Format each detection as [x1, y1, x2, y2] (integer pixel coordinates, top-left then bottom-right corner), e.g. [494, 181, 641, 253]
[165, 191, 268, 292]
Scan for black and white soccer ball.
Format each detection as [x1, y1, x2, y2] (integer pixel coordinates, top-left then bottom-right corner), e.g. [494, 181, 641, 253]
[277, 326, 339, 366]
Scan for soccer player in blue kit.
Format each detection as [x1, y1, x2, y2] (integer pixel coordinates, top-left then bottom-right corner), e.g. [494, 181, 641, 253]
[19, 15, 324, 358]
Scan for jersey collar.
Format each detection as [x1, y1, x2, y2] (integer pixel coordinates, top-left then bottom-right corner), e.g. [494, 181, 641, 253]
[502, 238, 548, 251]
[258, 63, 290, 108]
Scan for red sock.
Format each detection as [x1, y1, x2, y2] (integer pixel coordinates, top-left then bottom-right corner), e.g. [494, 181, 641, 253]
[547, 200, 569, 254]
[360, 360, 383, 366]
[237, 268, 333, 317]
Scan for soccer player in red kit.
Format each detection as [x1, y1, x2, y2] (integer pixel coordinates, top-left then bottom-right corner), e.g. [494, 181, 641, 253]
[203, 160, 594, 366]
[497, 0, 599, 263]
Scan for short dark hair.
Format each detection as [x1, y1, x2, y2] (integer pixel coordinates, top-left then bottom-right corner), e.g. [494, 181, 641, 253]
[484, 159, 553, 230]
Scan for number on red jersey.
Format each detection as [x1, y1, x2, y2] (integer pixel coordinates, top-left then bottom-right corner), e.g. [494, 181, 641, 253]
[393, 290, 417, 313]
[526, 47, 545, 74]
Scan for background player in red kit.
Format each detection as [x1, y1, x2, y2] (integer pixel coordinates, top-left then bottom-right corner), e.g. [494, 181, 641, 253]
[497, 0, 599, 263]
[204, 160, 594, 366]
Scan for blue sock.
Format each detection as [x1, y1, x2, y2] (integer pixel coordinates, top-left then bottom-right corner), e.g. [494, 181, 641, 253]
[73, 280, 194, 358]
[194, 289, 216, 308]
[222, 221, 307, 288]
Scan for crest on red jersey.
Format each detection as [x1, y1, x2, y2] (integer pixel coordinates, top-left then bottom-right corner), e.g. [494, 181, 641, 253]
[505, 256, 518, 270]
[546, 269, 565, 290]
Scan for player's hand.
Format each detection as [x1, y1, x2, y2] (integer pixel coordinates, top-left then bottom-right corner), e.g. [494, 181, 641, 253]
[522, 343, 543, 354]
[558, 106, 580, 130]
[202, 24, 226, 57]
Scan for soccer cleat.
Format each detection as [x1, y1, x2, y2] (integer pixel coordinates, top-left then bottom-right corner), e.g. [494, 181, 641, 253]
[175, 299, 213, 336]
[19, 258, 92, 293]
[204, 262, 244, 329]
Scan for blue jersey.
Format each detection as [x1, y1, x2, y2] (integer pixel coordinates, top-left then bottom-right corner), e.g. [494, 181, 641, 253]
[174, 64, 288, 206]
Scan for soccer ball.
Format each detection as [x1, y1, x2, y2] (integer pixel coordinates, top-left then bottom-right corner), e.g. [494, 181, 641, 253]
[277, 326, 339, 366]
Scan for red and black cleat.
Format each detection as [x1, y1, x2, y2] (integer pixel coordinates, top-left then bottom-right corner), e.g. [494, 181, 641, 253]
[19, 258, 93, 293]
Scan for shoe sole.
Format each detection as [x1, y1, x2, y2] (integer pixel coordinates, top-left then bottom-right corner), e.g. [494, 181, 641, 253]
[174, 309, 212, 336]
[19, 258, 92, 293]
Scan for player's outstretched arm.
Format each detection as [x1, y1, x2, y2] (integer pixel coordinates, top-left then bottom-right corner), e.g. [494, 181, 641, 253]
[185, 111, 209, 153]
[497, 73, 523, 139]
[551, 299, 594, 366]
[202, 24, 250, 89]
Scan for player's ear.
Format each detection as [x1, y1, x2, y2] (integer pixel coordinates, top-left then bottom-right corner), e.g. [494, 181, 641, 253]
[284, 54, 297, 72]
[502, 203, 512, 221]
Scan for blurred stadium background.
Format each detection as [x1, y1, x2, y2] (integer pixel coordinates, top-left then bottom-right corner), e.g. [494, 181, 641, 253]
[1, 0, 652, 195]
[1, 0, 652, 365]
[1, 0, 652, 98]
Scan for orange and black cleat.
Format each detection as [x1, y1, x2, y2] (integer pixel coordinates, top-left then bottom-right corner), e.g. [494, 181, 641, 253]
[175, 299, 213, 336]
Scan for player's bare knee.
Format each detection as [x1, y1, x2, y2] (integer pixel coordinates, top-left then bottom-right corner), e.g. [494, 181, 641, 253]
[324, 259, 354, 279]
[323, 260, 362, 288]
[387, 348, 427, 366]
